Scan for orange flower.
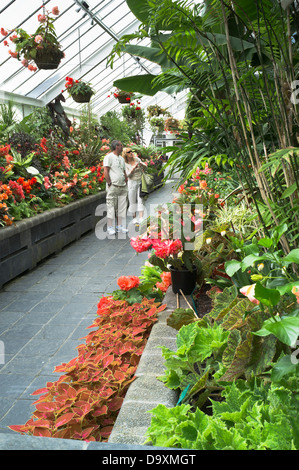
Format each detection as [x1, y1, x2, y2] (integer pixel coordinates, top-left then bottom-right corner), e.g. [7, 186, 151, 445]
[199, 180, 208, 190]
[117, 276, 140, 291]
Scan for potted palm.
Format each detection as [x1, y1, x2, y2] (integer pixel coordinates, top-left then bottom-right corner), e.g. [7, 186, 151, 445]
[2, 6, 64, 71]
[65, 77, 95, 103]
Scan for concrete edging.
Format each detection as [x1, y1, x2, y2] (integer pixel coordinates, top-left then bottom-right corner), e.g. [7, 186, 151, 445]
[108, 288, 183, 446]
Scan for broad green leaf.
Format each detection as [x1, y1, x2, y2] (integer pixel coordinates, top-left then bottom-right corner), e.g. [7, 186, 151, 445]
[282, 248, 299, 265]
[225, 259, 241, 277]
[254, 316, 299, 347]
[113, 74, 162, 96]
[254, 281, 280, 307]
[271, 355, 299, 382]
[120, 44, 174, 68]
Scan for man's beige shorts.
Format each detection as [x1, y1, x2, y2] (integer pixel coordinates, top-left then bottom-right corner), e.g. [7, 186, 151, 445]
[106, 184, 128, 220]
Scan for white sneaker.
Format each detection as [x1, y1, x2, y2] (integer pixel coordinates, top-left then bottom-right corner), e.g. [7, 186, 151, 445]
[116, 225, 128, 233]
[107, 226, 116, 235]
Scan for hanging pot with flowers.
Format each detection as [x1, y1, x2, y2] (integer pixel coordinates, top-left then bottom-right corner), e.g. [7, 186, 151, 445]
[64, 76, 95, 103]
[1, 6, 64, 71]
[121, 101, 143, 120]
[111, 88, 134, 104]
[149, 116, 165, 134]
[165, 117, 181, 132]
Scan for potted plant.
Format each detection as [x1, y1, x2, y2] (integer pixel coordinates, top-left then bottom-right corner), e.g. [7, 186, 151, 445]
[130, 201, 203, 295]
[147, 105, 169, 118]
[165, 117, 180, 131]
[149, 116, 165, 134]
[112, 88, 134, 104]
[121, 102, 143, 120]
[64, 77, 95, 103]
[1, 6, 64, 71]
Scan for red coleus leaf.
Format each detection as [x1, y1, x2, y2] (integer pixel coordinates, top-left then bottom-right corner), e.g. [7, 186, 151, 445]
[32, 427, 52, 437]
[55, 412, 76, 428]
[100, 425, 114, 438]
[108, 396, 124, 411]
[31, 387, 49, 396]
[93, 404, 108, 417]
[35, 402, 58, 413]
[102, 354, 114, 368]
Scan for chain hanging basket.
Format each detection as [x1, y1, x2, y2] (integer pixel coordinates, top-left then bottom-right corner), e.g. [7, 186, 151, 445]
[71, 92, 93, 103]
[34, 48, 64, 70]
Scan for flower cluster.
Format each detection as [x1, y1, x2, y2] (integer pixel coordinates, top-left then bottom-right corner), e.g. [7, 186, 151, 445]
[64, 76, 94, 98]
[156, 271, 172, 292]
[109, 88, 134, 102]
[117, 276, 140, 291]
[1, 6, 63, 72]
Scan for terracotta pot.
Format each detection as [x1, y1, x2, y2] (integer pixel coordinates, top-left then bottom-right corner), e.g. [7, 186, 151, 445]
[170, 265, 197, 295]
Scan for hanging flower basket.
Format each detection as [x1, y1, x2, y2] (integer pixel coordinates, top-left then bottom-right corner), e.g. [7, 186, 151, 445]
[165, 117, 180, 131]
[71, 91, 93, 103]
[34, 46, 64, 70]
[64, 76, 95, 103]
[111, 88, 134, 104]
[1, 6, 64, 73]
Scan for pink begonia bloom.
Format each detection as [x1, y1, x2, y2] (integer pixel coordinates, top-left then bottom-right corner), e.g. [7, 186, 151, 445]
[240, 284, 260, 305]
[43, 176, 52, 190]
[38, 14, 47, 22]
[34, 35, 43, 44]
[291, 286, 299, 304]
[52, 6, 60, 15]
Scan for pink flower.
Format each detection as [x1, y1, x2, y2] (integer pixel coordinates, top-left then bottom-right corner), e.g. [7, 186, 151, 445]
[62, 156, 70, 169]
[8, 50, 18, 58]
[34, 35, 43, 44]
[37, 14, 47, 22]
[130, 236, 153, 253]
[1, 28, 8, 36]
[27, 64, 37, 72]
[240, 284, 259, 305]
[43, 176, 52, 190]
[52, 6, 60, 15]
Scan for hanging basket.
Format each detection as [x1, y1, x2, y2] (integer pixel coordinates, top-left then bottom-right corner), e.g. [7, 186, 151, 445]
[71, 92, 93, 103]
[34, 48, 64, 70]
[117, 94, 132, 104]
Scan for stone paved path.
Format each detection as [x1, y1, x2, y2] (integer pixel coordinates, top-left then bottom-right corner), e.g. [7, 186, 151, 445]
[0, 177, 178, 434]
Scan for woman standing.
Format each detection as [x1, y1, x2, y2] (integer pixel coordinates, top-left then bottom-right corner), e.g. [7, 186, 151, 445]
[122, 147, 147, 224]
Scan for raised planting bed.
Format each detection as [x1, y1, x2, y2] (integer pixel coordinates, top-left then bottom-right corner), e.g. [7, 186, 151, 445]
[0, 192, 106, 289]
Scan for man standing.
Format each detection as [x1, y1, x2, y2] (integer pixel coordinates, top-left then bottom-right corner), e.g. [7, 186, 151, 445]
[103, 140, 128, 235]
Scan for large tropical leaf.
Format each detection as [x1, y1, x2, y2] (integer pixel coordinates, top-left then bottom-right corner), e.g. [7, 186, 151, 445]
[113, 74, 162, 96]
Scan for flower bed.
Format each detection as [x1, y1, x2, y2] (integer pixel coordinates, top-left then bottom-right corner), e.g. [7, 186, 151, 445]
[9, 282, 167, 441]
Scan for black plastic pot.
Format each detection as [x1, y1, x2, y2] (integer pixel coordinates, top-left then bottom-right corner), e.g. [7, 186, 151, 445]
[170, 265, 197, 295]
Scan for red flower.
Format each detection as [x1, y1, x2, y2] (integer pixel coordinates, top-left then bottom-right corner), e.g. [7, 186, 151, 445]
[130, 236, 153, 253]
[117, 276, 140, 291]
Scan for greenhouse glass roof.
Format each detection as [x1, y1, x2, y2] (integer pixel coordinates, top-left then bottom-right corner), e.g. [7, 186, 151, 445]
[0, 0, 187, 121]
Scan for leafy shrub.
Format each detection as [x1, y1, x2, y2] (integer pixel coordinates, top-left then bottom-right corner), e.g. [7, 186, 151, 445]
[145, 377, 299, 450]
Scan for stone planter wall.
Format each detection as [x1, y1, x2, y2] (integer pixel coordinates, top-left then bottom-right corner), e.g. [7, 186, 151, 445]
[0, 192, 106, 289]
[108, 287, 182, 446]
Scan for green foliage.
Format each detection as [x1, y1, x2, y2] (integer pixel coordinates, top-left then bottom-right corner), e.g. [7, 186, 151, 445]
[145, 377, 299, 450]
